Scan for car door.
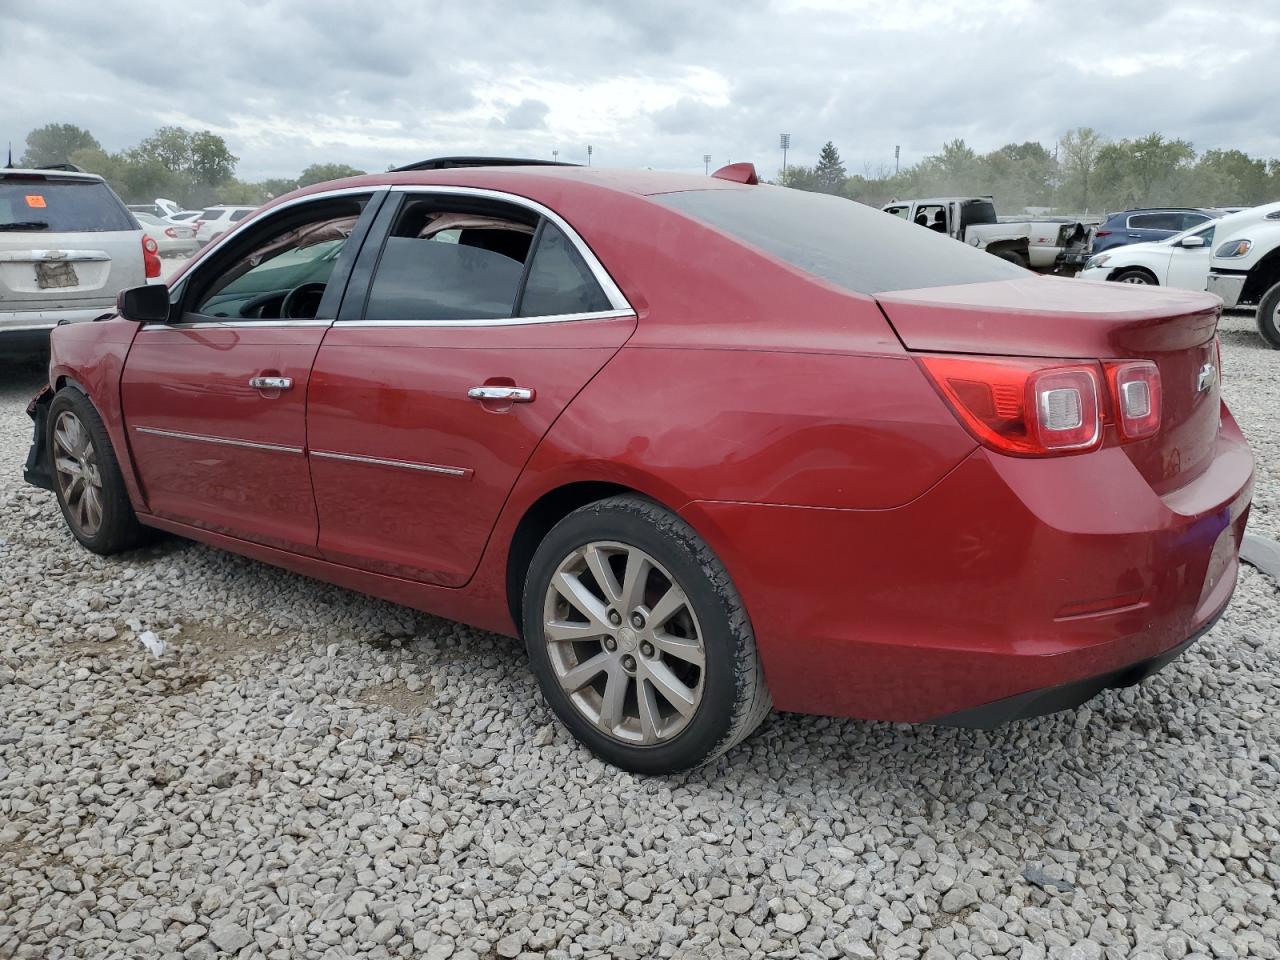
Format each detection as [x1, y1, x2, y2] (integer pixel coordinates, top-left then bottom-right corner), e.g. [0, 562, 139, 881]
[120, 189, 383, 553]
[306, 188, 637, 587]
[1165, 223, 1216, 290]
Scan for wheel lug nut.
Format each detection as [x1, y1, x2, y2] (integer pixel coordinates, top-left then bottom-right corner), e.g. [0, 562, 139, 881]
[608, 610, 622, 626]
[630, 613, 645, 628]
[603, 637, 617, 652]
[622, 655, 636, 671]
[640, 642, 654, 657]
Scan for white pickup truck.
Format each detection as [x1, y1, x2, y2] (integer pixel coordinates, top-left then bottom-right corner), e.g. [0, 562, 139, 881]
[1204, 201, 1280, 348]
[883, 196, 1088, 272]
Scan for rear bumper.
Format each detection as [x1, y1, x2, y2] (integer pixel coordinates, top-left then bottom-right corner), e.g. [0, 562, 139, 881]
[930, 607, 1222, 727]
[0, 304, 114, 334]
[680, 410, 1253, 724]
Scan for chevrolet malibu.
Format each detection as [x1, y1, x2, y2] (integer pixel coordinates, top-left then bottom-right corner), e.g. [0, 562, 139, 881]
[23, 159, 1253, 773]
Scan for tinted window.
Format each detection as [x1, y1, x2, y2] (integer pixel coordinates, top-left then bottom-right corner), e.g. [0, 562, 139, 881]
[367, 238, 524, 321]
[230, 209, 253, 221]
[201, 208, 224, 219]
[1181, 213, 1211, 229]
[0, 179, 135, 233]
[1129, 213, 1183, 231]
[654, 186, 1025, 295]
[519, 223, 610, 316]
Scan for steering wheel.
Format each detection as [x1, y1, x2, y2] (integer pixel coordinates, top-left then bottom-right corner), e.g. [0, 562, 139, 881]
[280, 282, 327, 320]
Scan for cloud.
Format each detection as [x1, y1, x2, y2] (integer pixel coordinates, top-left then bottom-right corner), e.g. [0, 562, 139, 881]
[490, 99, 551, 131]
[1, 0, 1277, 181]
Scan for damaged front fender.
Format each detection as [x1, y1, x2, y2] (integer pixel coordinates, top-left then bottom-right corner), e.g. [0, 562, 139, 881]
[23, 384, 55, 492]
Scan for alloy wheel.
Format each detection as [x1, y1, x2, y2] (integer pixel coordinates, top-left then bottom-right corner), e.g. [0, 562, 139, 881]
[53, 411, 104, 538]
[542, 541, 705, 745]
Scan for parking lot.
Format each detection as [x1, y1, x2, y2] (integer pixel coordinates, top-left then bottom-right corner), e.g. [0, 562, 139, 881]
[0, 307, 1275, 959]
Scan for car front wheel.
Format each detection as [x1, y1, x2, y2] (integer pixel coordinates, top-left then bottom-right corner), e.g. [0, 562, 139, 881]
[1257, 282, 1280, 350]
[1112, 268, 1157, 285]
[522, 495, 771, 773]
[47, 388, 147, 555]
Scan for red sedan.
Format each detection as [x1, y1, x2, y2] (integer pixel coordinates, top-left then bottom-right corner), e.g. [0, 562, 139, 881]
[24, 159, 1253, 773]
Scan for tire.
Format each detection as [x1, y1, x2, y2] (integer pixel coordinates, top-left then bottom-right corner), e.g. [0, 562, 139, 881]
[47, 388, 148, 555]
[1111, 268, 1157, 285]
[991, 249, 1029, 269]
[521, 495, 771, 773]
[1256, 282, 1280, 350]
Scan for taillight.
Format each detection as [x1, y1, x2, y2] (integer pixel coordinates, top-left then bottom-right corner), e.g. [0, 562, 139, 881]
[1214, 335, 1222, 381]
[142, 234, 161, 278]
[1094, 230, 1112, 237]
[918, 355, 1102, 456]
[164, 227, 177, 238]
[1104, 360, 1161, 440]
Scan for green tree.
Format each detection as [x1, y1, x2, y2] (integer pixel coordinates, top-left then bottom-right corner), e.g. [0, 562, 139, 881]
[778, 164, 819, 191]
[21, 123, 101, 167]
[188, 130, 238, 186]
[297, 163, 367, 187]
[813, 141, 847, 194]
[1058, 127, 1106, 212]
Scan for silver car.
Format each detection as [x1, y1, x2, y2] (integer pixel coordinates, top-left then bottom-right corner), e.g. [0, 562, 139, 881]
[1, 168, 152, 351]
[134, 212, 199, 258]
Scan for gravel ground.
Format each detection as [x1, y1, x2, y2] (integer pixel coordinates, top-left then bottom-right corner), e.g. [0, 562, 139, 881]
[1, 312, 1277, 960]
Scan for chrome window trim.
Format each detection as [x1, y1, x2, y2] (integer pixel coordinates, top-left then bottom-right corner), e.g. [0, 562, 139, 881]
[141, 318, 335, 330]
[195, 184, 390, 261]
[333, 308, 635, 329]
[310, 449, 472, 478]
[133, 425, 302, 455]
[383, 184, 632, 313]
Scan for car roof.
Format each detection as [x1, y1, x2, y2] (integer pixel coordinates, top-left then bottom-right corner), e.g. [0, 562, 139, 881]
[1107, 207, 1216, 217]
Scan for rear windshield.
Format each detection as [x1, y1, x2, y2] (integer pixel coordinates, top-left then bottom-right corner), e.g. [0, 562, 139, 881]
[0, 179, 136, 233]
[653, 186, 1025, 295]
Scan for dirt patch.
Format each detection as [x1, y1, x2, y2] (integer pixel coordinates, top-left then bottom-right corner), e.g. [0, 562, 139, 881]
[356, 678, 435, 715]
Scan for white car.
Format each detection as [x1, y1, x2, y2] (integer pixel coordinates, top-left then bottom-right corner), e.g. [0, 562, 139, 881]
[133, 212, 199, 258]
[193, 205, 257, 247]
[1078, 221, 1219, 290]
[1079, 204, 1276, 292]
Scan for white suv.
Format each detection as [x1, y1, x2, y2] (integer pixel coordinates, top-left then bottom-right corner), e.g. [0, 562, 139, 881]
[1205, 200, 1280, 349]
[1, 167, 157, 353]
[193, 205, 257, 248]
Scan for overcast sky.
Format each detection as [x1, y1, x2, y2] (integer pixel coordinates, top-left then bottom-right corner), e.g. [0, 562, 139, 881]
[2, 0, 1279, 180]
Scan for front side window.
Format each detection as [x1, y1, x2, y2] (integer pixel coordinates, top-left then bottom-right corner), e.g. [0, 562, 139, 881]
[1129, 213, 1183, 231]
[191, 196, 368, 319]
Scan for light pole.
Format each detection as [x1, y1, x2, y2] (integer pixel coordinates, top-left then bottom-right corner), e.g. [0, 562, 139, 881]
[703, 154, 712, 175]
[894, 145, 900, 176]
[552, 149, 559, 162]
[586, 144, 593, 166]
[779, 133, 790, 179]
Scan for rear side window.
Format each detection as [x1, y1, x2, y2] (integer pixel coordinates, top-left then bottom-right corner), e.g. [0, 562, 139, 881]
[364, 200, 536, 322]
[230, 209, 252, 221]
[1181, 213, 1211, 229]
[518, 223, 611, 316]
[201, 209, 224, 219]
[654, 186, 1025, 295]
[0, 179, 135, 233]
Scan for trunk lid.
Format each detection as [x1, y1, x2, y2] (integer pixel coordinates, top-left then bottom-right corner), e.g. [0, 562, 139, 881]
[877, 276, 1223, 494]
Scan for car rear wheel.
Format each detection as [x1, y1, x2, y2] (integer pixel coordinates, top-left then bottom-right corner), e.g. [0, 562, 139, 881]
[1112, 268, 1156, 285]
[1256, 282, 1280, 350]
[48, 389, 147, 555]
[522, 495, 771, 773]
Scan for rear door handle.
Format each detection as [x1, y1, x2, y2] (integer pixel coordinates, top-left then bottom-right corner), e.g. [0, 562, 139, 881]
[468, 386, 534, 402]
[249, 376, 293, 390]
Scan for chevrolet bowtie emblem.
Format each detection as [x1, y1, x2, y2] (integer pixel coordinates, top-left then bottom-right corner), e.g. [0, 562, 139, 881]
[1197, 362, 1216, 392]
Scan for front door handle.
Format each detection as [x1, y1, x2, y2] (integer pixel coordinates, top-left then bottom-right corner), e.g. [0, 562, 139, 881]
[249, 376, 293, 390]
[468, 385, 534, 402]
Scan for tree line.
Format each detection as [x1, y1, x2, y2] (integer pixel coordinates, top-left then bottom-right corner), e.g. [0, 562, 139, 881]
[15, 123, 366, 207]
[782, 128, 1280, 213]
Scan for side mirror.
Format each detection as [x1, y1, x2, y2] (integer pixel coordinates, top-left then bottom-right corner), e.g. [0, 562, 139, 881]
[1177, 236, 1206, 248]
[116, 284, 171, 323]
